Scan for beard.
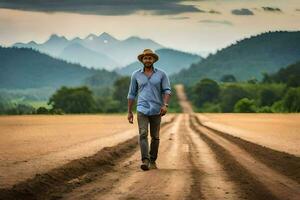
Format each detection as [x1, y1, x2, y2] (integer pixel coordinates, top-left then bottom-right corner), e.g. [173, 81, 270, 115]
[144, 63, 153, 68]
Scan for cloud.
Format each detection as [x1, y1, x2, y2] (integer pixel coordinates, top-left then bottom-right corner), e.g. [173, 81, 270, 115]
[262, 7, 282, 12]
[0, 0, 204, 16]
[231, 8, 254, 16]
[199, 19, 233, 26]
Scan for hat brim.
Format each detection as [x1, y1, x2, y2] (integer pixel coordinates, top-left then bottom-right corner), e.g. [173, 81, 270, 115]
[138, 53, 159, 63]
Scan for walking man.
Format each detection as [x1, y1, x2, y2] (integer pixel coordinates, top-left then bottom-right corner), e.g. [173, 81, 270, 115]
[127, 49, 171, 171]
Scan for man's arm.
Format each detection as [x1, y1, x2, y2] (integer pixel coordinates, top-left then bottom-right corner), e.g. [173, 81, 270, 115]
[127, 73, 138, 123]
[127, 99, 135, 123]
[160, 72, 172, 116]
[163, 93, 171, 105]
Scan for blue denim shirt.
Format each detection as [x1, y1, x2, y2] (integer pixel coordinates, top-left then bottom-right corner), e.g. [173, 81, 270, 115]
[127, 66, 171, 116]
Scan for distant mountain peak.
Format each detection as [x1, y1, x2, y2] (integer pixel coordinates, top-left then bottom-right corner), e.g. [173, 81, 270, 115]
[126, 36, 141, 41]
[98, 32, 118, 42]
[123, 36, 157, 44]
[85, 34, 98, 41]
[71, 36, 82, 42]
[48, 34, 68, 43]
[99, 32, 110, 37]
[28, 41, 38, 45]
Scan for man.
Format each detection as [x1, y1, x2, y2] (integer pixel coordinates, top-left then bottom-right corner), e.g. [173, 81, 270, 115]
[127, 49, 171, 171]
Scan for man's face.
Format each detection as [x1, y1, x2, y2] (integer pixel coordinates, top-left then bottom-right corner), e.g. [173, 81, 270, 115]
[142, 55, 155, 68]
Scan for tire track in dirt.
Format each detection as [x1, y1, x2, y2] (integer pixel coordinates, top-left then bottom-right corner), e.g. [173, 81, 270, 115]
[190, 114, 300, 200]
[189, 115, 278, 200]
[175, 84, 246, 199]
[194, 115, 300, 184]
[0, 117, 176, 200]
[183, 113, 242, 200]
[179, 114, 204, 200]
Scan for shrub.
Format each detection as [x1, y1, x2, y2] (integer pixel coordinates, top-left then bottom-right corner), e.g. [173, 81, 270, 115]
[257, 106, 273, 113]
[234, 98, 257, 113]
[192, 78, 220, 107]
[36, 107, 49, 114]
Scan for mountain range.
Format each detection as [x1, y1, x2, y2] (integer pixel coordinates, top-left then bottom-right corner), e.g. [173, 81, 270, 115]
[0, 46, 119, 89]
[13, 32, 164, 70]
[171, 31, 300, 85]
[4, 31, 300, 91]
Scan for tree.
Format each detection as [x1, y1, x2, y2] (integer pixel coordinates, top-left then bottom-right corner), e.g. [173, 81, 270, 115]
[192, 78, 220, 107]
[6, 103, 36, 115]
[48, 86, 96, 113]
[271, 100, 285, 112]
[259, 88, 278, 106]
[262, 61, 300, 85]
[262, 72, 272, 83]
[220, 85, 249, 112]
[112, 76, 131, 112]
[234, 98, 257, 113]
[247, 78, 258, 84]
[220, 74, 237, 83]
[36, 107, 49, 114]
[287, 75, 300, 88]
[282, 87, 300, 112]
[94, 96, 121, 113]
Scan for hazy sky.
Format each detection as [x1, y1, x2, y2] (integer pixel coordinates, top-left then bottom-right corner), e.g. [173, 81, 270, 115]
[0, 0, 299, 55]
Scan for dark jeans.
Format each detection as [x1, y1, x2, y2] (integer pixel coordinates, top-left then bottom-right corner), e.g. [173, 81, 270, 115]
[137, 111, 161, 162]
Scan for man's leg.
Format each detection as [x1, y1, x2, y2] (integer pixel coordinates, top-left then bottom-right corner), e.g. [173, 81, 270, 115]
[137, 111, 150, 162]
[149, 114, 161, 163]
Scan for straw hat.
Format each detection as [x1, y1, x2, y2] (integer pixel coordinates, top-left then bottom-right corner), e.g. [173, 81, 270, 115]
[137, 49, 159, 63]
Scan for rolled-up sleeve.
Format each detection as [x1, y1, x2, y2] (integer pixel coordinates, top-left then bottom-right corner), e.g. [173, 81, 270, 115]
[127, 72, 138, 100]
[161, 72, 171, 95]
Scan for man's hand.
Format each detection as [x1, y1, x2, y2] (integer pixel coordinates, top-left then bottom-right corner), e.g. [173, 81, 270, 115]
[127, 112, 134, 124]
[159, 105, 168, 116]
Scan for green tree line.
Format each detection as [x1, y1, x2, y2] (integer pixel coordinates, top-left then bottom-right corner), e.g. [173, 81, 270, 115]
[185, 61, 300, 113]
[0, 76, 181, 115]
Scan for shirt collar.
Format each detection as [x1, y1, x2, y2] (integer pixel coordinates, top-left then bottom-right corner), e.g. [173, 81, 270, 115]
[139, 66, 157, 73]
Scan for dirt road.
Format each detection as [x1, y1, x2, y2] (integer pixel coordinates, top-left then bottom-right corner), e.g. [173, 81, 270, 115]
[1, 84, 299, 200]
